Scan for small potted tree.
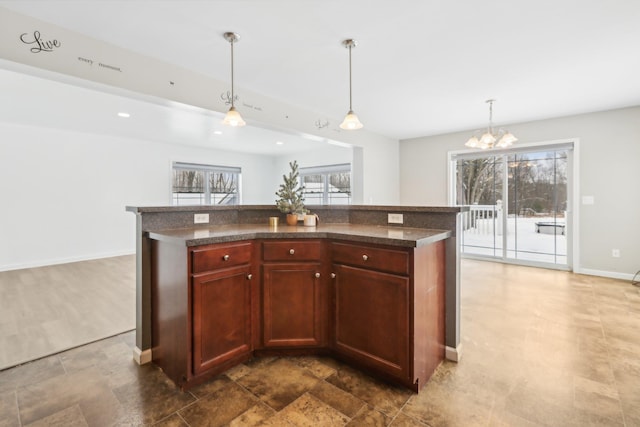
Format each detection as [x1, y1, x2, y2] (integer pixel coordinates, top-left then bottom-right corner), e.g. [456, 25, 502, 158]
[275, 160, 306, 225]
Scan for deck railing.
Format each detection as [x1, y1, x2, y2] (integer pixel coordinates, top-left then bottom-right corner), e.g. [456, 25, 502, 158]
[461, 204, 501, 234]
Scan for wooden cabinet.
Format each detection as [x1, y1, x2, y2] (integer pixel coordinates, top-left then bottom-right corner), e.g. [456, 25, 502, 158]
[192, 265, 252, 375]
[150, 240, 254, 389]
[331, 242, 411, 383]
[150, 235, 445, 392]
[332, 263, 410, 381]
[261, 240, 326, 348]
[331, 240, 445, 391]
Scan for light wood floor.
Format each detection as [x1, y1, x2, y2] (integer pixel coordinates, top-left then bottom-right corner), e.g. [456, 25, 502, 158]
[0, 255, 135, 370]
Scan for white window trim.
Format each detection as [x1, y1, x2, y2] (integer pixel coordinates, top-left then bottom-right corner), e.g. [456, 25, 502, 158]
[171, 161, 242, 206]
[300, 163, 351, 205]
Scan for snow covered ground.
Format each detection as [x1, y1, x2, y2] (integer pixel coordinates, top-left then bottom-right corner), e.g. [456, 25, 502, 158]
[461, 216, 567, 265]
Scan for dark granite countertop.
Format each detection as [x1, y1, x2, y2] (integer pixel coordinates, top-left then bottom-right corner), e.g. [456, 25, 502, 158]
[147, 223, 451, 248]
[127, 204, 467, 214]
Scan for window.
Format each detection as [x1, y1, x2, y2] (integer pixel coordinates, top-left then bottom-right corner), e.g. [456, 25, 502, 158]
[300, 164, 351, 205]
[172, 162, 241, 206]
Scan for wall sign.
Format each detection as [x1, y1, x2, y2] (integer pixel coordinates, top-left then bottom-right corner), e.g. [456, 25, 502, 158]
[20, 30, 61, 53]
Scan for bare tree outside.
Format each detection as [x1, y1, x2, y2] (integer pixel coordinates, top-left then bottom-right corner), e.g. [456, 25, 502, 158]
[456, 157, 503, 206]
[507, 151, 567, 217]
[455, 148, 569, 265]
[301, 168, 351, 205]
[210, 172, 238, 205]
[456, 152, 567, 217]
[173, 170, 204, 193]
[329, 172, 351, 194]
[172, 165, 239, 205]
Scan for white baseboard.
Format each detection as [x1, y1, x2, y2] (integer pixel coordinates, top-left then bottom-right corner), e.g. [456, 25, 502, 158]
[133, 347, 152, 365]
[445, 344, 462, 362]
[576, 268, 635, 281]
[0, 249, 135, 272]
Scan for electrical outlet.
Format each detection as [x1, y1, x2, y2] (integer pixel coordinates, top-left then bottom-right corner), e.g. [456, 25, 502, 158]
[582, 196, 595, 205]
[194, 213, 209, 224]
[612, 249, 621, 258]
[388, 213, 403, 224]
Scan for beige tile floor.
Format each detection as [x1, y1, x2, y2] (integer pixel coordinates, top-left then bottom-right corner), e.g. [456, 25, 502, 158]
[0, 255, 135, 370]
[1, 258, 639, 426]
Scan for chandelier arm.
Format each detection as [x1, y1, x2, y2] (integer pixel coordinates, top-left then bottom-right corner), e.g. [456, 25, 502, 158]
[488, 100, 494, 134]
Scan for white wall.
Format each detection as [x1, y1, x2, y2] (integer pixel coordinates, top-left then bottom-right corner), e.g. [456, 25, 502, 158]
[275, 145, 352, 171]
[0, 122, 276, 271]
[0, 120, 400, 271]
[361, 137, 400, 205]
[400, 106, 640, 278]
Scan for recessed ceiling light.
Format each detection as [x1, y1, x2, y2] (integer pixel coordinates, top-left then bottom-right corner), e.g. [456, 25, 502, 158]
[276, 141, 284, 145]
[213, 130, 223, 135]
[117, 112, 130, 118]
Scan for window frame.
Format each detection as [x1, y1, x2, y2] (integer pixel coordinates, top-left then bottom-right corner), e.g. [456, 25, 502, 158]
[171, 161, 242, 206]
[299, 163, 351, 205]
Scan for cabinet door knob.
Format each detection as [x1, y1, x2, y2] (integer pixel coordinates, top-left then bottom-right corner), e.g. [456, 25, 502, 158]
[315, 272, 320, 278]
[223, 254, 230, 261]
[289, 248, 295, 255]
[362, 254, 368, 261]
[330, 273, 336, 279]
[247, 274, 252, 280]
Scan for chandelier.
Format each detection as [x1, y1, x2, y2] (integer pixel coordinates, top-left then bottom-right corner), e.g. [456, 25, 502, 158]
[222, 32, 246, 127]
[465, 99, 517, 149]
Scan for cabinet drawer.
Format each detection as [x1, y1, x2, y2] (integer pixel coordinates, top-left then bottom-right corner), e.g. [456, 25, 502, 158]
[331, 242, 409, 275]
[191, 242, 252, 274]
[263, 240, 322, 261]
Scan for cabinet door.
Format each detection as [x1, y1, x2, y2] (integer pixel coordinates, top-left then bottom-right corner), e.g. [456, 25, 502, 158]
[332, 264, 410, 381]
[262, 263, 323, 347]
[192, 265, 252, 375]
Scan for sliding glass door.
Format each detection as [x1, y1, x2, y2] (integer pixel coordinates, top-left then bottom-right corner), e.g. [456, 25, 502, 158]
[453, 144, 572, 269]
[505, 151, 567, 264]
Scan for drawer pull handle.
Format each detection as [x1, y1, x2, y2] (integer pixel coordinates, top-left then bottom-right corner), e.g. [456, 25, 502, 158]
[331, 273, 336, 279]
[362, 254, 369, 261]
[223, 254, 230, 261]
[289, 249, 295, 255]
[247, 274, 252, 280]
[315, 272, 320, 278]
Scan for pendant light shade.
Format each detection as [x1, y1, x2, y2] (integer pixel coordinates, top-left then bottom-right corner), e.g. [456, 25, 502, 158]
[222, 106, 245, 127]
[339, 39, 363, 130]
[222, 32, 246, 127]
[340, 110, 363, 130]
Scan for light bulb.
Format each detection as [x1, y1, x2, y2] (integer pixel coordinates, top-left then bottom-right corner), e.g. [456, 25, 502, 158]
[479, 132, 496, 146]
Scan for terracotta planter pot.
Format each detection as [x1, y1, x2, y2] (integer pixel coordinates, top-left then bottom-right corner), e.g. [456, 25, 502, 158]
[286, 214, 298, 226]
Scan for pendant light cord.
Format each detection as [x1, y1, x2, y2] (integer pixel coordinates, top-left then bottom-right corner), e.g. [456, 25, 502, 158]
[348, 44, 353, 111]
[230, 39, 235, 108]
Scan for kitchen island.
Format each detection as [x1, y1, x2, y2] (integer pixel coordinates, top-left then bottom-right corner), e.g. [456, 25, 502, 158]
[127, 205, 467, 391]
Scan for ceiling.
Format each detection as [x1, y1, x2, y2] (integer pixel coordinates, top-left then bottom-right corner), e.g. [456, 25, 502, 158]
[0, 66, 334, 156]
[2, 0, 640, 143]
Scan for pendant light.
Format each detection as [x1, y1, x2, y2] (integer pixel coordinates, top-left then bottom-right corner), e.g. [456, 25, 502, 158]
[339, 39, 363, 130]
[465, 99, 517, 149]
[222, 32, 246, 127]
